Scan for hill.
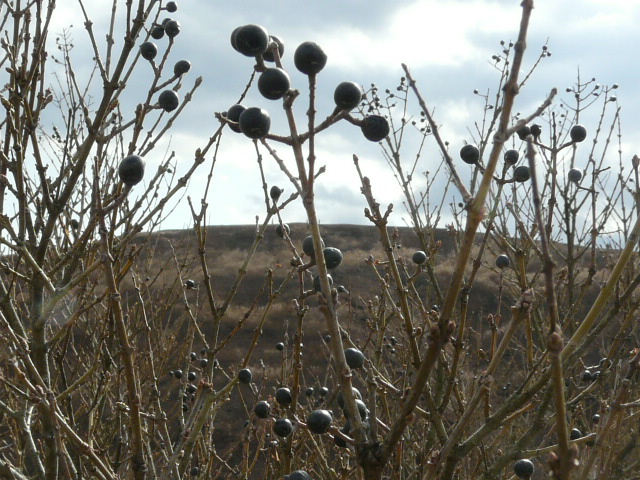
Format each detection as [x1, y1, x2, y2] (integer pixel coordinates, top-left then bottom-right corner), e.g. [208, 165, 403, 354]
[123, 222, 606, 477]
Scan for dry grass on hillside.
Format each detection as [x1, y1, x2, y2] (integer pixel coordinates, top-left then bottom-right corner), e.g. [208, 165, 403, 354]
[117, 222, 614, 470]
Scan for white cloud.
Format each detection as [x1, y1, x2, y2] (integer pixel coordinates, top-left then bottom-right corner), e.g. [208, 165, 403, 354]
[535, 0, 639, 32]
[29, 1, 640, 228]
[321, 0, 518, 70]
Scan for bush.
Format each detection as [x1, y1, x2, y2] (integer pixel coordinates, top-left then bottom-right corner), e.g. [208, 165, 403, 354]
[0, 2, 637, 480]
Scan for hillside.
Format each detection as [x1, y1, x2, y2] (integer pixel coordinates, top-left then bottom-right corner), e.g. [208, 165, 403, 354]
[124, 222, 607, 477]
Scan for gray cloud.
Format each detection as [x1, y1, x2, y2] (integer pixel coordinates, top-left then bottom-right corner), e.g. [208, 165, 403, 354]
[44, 1, 640, 229]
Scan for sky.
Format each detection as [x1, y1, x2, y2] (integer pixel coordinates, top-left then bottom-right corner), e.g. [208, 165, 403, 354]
[45, 0, 640, 231]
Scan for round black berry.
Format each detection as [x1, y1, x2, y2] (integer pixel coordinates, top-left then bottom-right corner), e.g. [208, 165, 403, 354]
[164, 20, 180, 38]
[238, 368, 252, 384]
[513, 459, 534, 478]
[344, 348, 365, 369]
[158, 89, 179, 112]
[239, 107, 271, 139]
[139, 41, 158, 61]
[302, 235, 324, 258]
[516, 125, 531, 140]
[504, 149, 519, 164]
[258, 68, 291, 100]
[173, 59, 191, 76]
[334, 82, 363, 111]
[263, 35, 285, 62]
[233, 24, 269, 57]
[275, 224, 290, 238]
[495, 255, 510, 269]
[306, 409, 333, 434]
[118, 155, 145, 186]
[361, 115, 390, 142]
[513, 165, 530, 183]
[294, 41, 327, 75]
[312, 273, 333, 293]
[412, 251, 427, 265]
[254, 400, 270, 419]
[460, 144, 480, 164]
[225, 104, 246, 133]
[323, 247, 343, 269]
[570, 124, 587, 143]
[273, 418, 293, 437]
[275, 387, 292, 406]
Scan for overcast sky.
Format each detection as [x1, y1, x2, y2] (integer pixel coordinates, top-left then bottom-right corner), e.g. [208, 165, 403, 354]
[49, 1, 640, 230]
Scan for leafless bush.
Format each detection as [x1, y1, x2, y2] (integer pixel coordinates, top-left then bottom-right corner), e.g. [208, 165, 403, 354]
[0, 1, 639, 480]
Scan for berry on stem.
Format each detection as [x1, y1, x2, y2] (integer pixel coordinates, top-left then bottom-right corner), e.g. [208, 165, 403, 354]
[238, 368, 252, 384]
[275, 387, 292, 406]
[118, 155, 145, 186]
[302, 235, 324, 258]
[270, 185, 283, 202]
[275, 224, 290, 238]
[273, 418, 293, 437]
[139, 42, 158, 61]
[263, 35, 285, 62]
[412, 251, 427, 265]
[568, 168, 582, 183]
[530, 124, 541, 138]
[173, 60, 191, 76]
[225, 104, 246, 133]
[516, 125, 531, 140]
[239, 107, 271, 139]
[233, 24, 269, 57]
[337, 387, 362, 409]
[164, 20, 180, 38]
[258, 68, 290, 100]
[151, 25, 165, 39]
[504, 149, 519, 164]
[513, 165, 530, 183]
[344, 348, 365, 369]
[334, 82, 363, 111]
[294, 41, 327, 75]
[323, 247, 343, 269]
[460, 144, 480, 164]
[306, 409, 332, 434]
[513, 459, 534, 478]
[570, 124, 587, 143]
[313, 274, 332, 293]
[158, 90, 179, 112]
[496, 255, 510, 269]
[288, 471, 311, 480]
[361, 115, 390, 142]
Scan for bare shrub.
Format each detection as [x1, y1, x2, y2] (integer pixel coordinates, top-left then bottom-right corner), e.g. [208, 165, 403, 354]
[0, 2, 639, 480]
